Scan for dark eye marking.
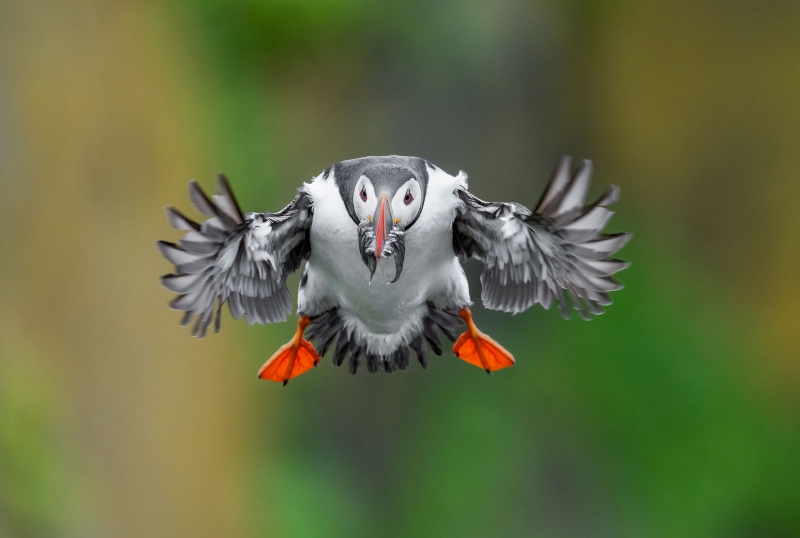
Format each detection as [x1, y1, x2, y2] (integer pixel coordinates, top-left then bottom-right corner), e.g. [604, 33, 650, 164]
[403, 189, 414, 205]
[360, 186, 367, 202]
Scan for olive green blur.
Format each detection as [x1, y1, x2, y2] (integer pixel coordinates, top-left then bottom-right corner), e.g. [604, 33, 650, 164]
[1, 1, 799, 537]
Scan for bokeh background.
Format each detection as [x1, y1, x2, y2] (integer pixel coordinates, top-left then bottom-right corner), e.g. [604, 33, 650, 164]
[1, 1, 799, 536]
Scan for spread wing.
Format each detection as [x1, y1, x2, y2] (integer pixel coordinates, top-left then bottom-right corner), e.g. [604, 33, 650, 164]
[453, 157, 631, 319]
[157, 175, 313, 337]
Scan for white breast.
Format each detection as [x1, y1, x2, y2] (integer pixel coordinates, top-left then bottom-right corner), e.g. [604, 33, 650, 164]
[298, 166, 471, 355]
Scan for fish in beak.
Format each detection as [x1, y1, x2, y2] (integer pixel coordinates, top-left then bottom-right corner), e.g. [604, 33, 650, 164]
[357, 193, 406, 283]
[373, 193, 394, 259]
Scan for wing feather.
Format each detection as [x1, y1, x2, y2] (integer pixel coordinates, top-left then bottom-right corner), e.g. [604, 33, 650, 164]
[454, 157, 630, 318]
[166, 207, 200, 231]
[158, 177, 313, 337]
[212, 174, 244, 224]
[188, 180, 218, 217]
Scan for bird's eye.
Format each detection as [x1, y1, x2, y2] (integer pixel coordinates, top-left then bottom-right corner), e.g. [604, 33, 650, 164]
[360, 186, 367, 202]
[403, 189, 414, 205]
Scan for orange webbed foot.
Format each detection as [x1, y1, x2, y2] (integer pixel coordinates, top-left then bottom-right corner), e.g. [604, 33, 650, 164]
[452, 308, 515, 373]
[257, 316, 319, 385]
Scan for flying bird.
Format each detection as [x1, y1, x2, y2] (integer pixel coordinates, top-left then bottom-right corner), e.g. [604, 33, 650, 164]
[158, 156, 630, 384]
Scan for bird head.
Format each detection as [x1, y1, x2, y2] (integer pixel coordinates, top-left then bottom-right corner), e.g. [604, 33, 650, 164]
[335, 157, 429, 282]
[353, 171, 421, 256]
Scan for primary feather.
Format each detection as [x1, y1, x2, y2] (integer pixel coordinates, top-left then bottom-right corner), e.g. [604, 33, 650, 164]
[159, 175, 312, 338]
[453, 157, 631, 319]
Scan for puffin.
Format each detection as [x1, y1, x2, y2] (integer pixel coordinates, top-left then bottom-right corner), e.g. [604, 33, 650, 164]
[158, 156, 630, 384]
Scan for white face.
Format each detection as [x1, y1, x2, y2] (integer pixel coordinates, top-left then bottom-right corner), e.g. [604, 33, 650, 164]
[353, 175, 422, 226]
[353, 175, 377, 222]
[390, 178, 422, 226]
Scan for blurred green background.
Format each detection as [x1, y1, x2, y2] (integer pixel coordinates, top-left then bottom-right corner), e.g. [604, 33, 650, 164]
[1, 1, 799, 536]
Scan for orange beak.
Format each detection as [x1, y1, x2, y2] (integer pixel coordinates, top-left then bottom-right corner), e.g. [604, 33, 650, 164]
[373, 193, 393, 259]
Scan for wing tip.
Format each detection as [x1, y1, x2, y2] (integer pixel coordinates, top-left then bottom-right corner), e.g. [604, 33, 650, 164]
[165, 206, 200, 231]
[615, 232, 633, 252]
[188, 179, 218, 217]
[167, 294, 187, 311]
[578, 158, 593, 172]
[159, 273, 174, 290]
[556, 155, 573, 177]
[599, 184, 621, 207]
[156, 240, 178, 256]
